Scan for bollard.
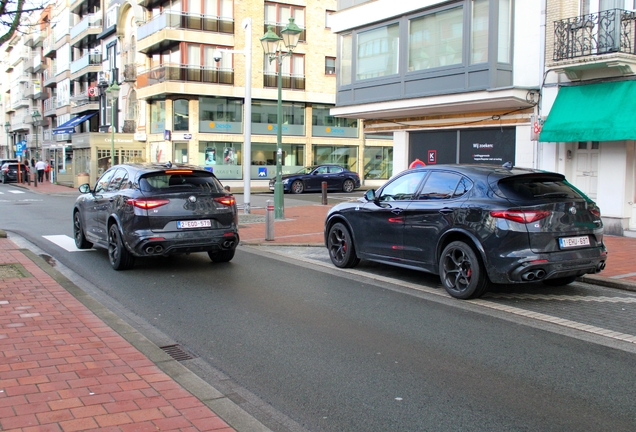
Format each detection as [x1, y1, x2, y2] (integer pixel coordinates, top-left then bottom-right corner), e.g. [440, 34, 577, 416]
[321, 181, 328, 205]
[265, 199, 275, 241]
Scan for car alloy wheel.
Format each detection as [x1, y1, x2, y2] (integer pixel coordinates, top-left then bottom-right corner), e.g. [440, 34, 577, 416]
[439, 241, 488, 299]
[343, 179, 355, 193]
[108, 224, 135, 270]
[73, 211, 93, 249]
[291, 180, 304, 194]
[327, 222, 360, 268]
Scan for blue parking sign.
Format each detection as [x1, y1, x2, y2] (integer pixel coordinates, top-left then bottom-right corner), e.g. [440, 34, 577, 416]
[258, 167, 268, 177]
[15, 140, 26, 156]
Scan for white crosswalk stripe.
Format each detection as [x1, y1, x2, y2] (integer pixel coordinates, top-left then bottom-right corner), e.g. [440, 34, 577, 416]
[42, 235, 94, 252]
[8, 190, 25, 194]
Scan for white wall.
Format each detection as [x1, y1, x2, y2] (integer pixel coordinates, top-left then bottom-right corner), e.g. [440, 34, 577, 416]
[515, 125, 536, 169]
[331, 0, 438, 33]
[393, 131, 408, 174]
[513, 0, 542, 87]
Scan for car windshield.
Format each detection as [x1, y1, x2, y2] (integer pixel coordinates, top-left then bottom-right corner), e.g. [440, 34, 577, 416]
[139, 171, 225, 192]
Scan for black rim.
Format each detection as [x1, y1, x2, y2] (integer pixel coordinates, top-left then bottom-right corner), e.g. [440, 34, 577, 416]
[328, 226, 348, 264]
[442, 247, 473, 294]
[73, 213, 81, 242]
[108, 226, 120, 264]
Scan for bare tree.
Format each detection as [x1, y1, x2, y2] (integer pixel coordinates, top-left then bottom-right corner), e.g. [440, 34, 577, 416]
[0, 0, 46, 47]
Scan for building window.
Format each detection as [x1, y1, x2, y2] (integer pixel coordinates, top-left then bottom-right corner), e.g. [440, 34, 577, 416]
[264, 53, 305, 90]
[312, 104, 357, 127]
[174, 99, 189, 131]
[408, 6, 463, 71]
[198, 142, 242, 179]
[497, 0, 512, 63]
[340, 34, 352, 85]
[356, 23, 399, 80]
[150, 101, 166, 134]
[313, 145, 358, 172]
[251, 100, 305, 136]
[364, 145, 393, 180]
[325, 57, 336, 75]
[471, 0, 489, 64]
[199, 96, 243, 132]
[264, 2, 306, 42]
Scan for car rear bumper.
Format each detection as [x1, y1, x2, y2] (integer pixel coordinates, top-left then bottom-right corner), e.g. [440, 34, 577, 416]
[489, 245, 608, 284]
[127, 229, 239, 257]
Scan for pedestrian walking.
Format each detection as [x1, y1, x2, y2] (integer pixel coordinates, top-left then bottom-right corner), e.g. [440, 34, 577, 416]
[35, 159, 46, 183]
[44, 160, 50, 181]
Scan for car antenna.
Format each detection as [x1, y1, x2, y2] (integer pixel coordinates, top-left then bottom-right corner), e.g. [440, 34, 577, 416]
[502, 161, 513, 170]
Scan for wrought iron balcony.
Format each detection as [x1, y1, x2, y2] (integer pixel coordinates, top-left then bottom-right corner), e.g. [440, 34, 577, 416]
[554, 8, 636, 61]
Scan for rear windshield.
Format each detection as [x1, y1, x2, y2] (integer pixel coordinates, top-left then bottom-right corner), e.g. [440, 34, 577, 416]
[497, 176, 584, 201]
[139, 171, 225, 193]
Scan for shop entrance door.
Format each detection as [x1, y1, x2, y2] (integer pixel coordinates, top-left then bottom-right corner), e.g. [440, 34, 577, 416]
[174, 142, 189, 164]
[574, 141, 599, 200]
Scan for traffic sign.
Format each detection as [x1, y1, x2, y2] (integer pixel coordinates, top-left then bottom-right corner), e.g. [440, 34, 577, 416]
[15, 140, 26, 156]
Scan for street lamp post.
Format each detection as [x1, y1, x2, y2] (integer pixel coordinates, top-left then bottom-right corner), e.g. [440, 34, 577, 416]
[260, 18, 302, 220]
[106, 82, 120, 167]
[31, 110, 41, 187]
[4, 122, 10, 159]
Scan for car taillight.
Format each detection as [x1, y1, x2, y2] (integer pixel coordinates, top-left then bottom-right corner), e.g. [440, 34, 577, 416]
[490, 210, 551, 224]
[214, 196, 236, 206]
[128, 198, 170, 209]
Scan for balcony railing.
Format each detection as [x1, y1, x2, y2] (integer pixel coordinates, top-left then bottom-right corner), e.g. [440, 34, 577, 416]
[70, 13, 103, 41]
[137, 11, 234, 41]
[70, 53, 102, 75]
[70, 92, 99, 108]
[263, 73, 306, 90]
[43, 97, 57, 116]
[554, 8, 636, 61]
[137, 64, 234, 88]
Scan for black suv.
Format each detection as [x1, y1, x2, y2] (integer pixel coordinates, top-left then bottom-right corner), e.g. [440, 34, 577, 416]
[1, 162, 30, 183]
[325, 164, 607, 299]
[73, 163, 239, 270]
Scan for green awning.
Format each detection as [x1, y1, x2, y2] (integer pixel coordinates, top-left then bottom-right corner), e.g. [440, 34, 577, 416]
[539, 80, 636, 142]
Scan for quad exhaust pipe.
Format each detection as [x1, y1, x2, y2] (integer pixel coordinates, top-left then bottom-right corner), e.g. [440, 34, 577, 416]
[595, 261, 606, 273]
[521, 269, 546, 281]
[222, 240, 236, 249]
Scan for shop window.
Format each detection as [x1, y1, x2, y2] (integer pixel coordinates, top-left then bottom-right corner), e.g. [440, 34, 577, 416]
[174, 99, 189, 131]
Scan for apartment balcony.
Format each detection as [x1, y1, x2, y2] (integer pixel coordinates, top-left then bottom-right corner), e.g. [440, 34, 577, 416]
[11, 97, 30, 110]
[43, 96, 57, 117]
[70, 53, 102, 80]
[43, 65, 57, 87]
[11, 115, 30, 132]
[70, 13, 103, 48]
[137, 64, 234, 100]
[25, 84, 35, 99]
[43, 35, 55, 58]
[32, 52, 43, 72]
[137, 11, 234, 54]
[263, 72, 306, 90]
[550, 8, 636, 80]
[123, 63, 137, 82]
[70, 92, 99, 115]
[33, 81, 47, 100]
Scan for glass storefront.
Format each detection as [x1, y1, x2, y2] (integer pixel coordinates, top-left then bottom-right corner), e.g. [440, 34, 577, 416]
[174, 99, 189, 131]
[363, 145, 393, 179]
[199, 96, 243, 134]
[312, 104, 359, 138]
[198, 141, 242, 179]
[251, 100, 305, 136]
[312, 144, 358, 172]
[150, 101, 166, 133]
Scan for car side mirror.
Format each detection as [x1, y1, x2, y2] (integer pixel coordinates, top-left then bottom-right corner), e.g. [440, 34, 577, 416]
[78, 183, 91, 194]
[364, 189, 376, 202]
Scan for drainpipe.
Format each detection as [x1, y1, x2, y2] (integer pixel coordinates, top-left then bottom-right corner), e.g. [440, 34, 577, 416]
[537, 0, 547, 170]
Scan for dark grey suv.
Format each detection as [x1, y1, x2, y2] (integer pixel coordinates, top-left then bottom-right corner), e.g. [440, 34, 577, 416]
[325, 164, 607, 299]
[73, 163, 239, 270]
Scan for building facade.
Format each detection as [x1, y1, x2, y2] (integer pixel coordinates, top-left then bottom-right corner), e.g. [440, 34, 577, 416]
[540, 0, 636, 235]
[3, 0, 391, 188]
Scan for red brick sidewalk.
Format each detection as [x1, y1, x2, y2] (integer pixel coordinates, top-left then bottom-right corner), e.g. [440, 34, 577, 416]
[0, 237, 235, 431]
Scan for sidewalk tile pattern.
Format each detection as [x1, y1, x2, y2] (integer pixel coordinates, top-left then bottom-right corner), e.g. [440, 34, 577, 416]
[0, 238, 234, 432]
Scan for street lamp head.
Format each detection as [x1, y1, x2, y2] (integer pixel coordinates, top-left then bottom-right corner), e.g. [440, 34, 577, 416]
[31, 110, 41, 122]
[260, 25, 282, 57]
[106, 82, 120, 100]
[280, 17, 302, 50]
[4, 121, 10, 133]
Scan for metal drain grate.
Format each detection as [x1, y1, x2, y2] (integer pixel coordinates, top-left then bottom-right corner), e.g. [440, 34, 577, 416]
[160, 344, 195, 361]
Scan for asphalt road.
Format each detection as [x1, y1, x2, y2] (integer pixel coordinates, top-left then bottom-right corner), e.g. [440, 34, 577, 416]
[2, 184, 636, 431]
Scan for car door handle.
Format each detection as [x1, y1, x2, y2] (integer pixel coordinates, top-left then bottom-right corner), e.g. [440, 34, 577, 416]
[439, 208, 454, 214]
[109, 198, 115, 202]
[391, 208, 404, 215]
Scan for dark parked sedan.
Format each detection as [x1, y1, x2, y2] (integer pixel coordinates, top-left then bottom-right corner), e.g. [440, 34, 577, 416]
[73, 163, 239, 270]
[1, 162, 29, 183]
[324, 164, 607, 299]
[269, 164, 361, 194]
